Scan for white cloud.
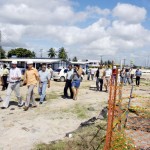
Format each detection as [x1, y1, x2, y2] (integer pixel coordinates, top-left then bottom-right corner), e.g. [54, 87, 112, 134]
[0, 1, 150, 65]
[113, 3, 147, 24]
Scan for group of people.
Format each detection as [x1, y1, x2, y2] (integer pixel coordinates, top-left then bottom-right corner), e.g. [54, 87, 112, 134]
[120, 68, 142, 86]
[89, 66, 142, 93]
[0, 61, 83, 111]
[0, 60, 52, 111]
[0, 61, 142, 111]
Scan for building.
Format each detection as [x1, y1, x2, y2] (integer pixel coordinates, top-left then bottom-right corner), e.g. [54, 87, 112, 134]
[0, 58, 69, 70]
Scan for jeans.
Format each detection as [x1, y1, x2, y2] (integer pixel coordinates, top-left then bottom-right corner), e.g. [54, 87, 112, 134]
[38, 82, 47, 102]
[91, 74, 94, 80]
[64, 80, 73, 98]
[25, 85, 36, 107]
[96, 78, 103, 91]
[3, 82, 22, 108]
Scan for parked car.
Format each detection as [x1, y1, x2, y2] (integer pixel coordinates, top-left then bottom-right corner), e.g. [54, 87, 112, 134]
[53, 68, 84, 82]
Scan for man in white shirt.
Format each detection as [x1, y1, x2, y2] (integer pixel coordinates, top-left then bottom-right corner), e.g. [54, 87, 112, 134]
[104, 65, 112, 92]
[63, 64, 73, 99]
[1, 60, 24, 109]
[47, 65, 53, 79]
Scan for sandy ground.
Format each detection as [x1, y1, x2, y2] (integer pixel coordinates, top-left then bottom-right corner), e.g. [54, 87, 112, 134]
[0, 78, 108, 150]
[0, 75, 149, 150]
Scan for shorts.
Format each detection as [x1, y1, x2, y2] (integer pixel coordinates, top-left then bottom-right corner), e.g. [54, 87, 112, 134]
[72, 80, 80, 88]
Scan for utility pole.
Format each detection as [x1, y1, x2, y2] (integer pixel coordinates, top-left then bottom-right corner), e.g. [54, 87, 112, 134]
[123, 58, 126, 67]
[40, 49, 43, 58]
[99, 55, 103, 65]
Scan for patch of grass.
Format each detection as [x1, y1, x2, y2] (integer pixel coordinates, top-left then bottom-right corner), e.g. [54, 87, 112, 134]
[61, 104, 89, 119]
[111, 129, 135, 150]
[46, 92, 59, 100]
[35, 141, 66, 150]
[34, 121, 107, 150]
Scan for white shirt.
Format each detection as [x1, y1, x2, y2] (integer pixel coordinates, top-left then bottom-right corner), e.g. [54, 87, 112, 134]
[105, 68, 112, 77]
[9, 67, 22, 82]
[66, 69, 73, 80]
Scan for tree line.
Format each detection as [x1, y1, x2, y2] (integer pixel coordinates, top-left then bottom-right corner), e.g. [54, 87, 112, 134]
[0, 47, 78, 62]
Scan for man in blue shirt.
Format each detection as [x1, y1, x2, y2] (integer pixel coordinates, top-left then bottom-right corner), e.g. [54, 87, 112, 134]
[135, 69, 142, 87]
[39, 64, 51, 104]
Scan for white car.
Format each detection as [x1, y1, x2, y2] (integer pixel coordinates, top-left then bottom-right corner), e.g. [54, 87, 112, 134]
[53, 68, 84, 82]
[53, 68, 68, 82]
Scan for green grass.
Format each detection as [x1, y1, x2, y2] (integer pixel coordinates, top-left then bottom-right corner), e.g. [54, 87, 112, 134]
[62, 104, 88, 119]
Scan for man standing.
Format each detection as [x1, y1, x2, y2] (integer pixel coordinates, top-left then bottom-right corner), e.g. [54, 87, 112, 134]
[1, 64, 9, 91]
[1, 61, 24, 109]
[130, 68, 135, 83]
[47, 65, 53, 79]
[38, 64, 50, 104]
[23, 60, 39, 111]
[135, 69, 142, 87]
[64, 64, 73, 99]
[95, 66, 104, 91]
[91, 68, 95, 80]
[104, 65, 112, 92]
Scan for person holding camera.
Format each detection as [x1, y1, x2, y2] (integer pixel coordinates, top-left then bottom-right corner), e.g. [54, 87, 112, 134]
[71, 64, 82, 100]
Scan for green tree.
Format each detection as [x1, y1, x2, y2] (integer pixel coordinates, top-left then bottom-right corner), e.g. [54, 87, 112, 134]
[0, 48, 6, 59]
[7, 48, 35, 58]
[58, 47, 68, 60]
[72, 56, 78, 62]
[48, 48, 57, 58]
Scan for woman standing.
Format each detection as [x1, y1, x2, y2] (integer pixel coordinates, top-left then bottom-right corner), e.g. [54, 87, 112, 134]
[71, 64, 82, 100]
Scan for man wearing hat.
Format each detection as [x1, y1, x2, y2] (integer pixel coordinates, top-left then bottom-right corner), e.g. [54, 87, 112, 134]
[23, 60, 39, 111]
[1, 60, 24, 109]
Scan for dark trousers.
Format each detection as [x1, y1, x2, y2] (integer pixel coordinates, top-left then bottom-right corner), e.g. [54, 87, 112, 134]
[131, 74, 134, 83]
[136, 76, 140, 86]
[2, 76, 8, 90]
[96, 78, 103, 91]
[64, 80, 73, 98]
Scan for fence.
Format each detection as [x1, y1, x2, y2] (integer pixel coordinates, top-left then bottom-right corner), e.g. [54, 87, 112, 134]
[103, 68, 134, 150]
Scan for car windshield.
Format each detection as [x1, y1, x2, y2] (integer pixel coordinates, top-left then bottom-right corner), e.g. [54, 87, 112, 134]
[55, 69, 61, 72]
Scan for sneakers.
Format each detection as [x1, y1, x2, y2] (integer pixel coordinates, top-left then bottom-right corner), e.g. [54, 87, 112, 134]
[18, 102, 24, 107]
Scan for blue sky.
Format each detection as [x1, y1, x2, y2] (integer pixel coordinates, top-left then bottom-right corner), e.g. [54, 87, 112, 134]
[0, 0, 150, 66]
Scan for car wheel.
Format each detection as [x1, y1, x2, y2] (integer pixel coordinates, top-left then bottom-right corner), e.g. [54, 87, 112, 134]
[54, 79, 57, 81]
[60, 76, 65, 82]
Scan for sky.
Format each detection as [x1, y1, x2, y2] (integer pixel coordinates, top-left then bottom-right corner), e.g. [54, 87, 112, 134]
[0, 0, 150, 66]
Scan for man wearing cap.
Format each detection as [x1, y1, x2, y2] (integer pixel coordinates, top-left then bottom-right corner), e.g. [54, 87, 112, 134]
[1, 60, 24, 109]
[38, 64, 50, 104]
[23, 60, 39, 111]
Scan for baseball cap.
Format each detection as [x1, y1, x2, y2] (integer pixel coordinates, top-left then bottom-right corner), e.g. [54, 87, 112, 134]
[12, 60, 17, 64]
[27, 60, 33, 64]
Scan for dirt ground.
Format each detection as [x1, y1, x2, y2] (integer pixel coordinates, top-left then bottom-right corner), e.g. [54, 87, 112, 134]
[0, 78, 108, 150]
[0, 75, 149, 150]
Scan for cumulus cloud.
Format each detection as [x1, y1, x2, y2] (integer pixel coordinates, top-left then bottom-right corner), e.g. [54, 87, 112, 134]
[113, 3, 147, 24]
[0, 0, 150, 65]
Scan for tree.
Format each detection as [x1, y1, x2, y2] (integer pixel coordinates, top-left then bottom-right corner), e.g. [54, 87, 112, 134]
[7, 48, 35, 58]
[48, 48, 57, 58]
[72, 56, 78, 62]
[0, 48, 6, 59]
[58, 47, 68, 60]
